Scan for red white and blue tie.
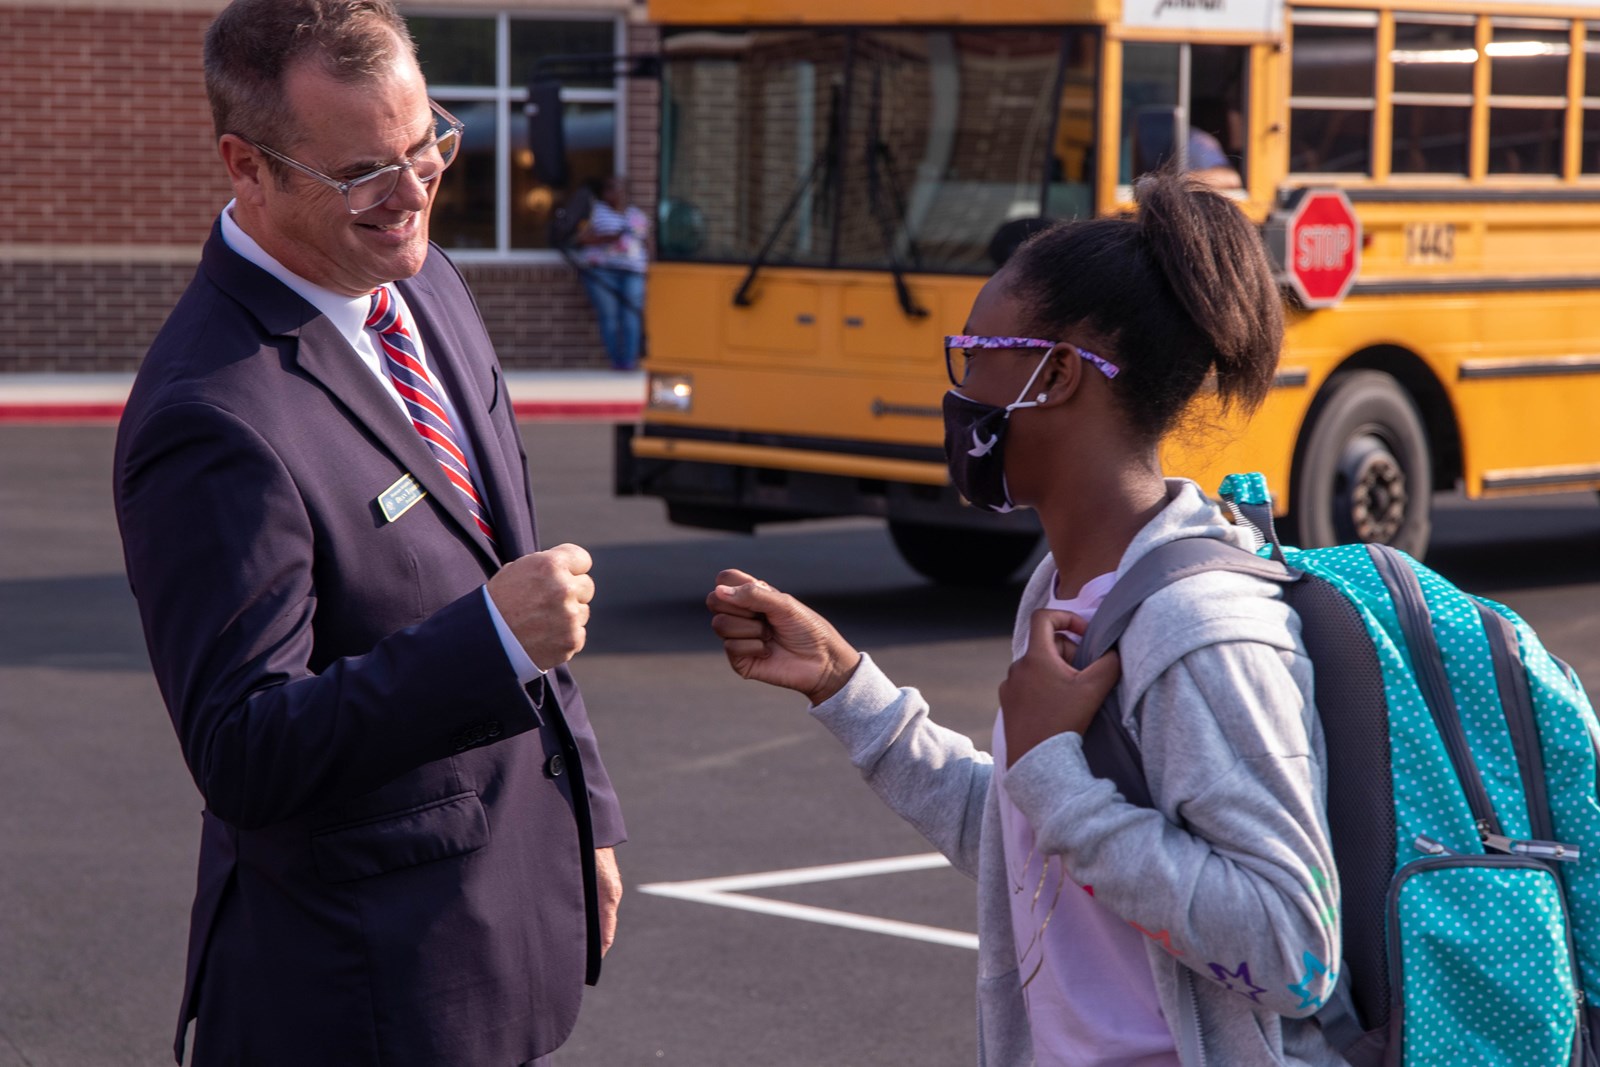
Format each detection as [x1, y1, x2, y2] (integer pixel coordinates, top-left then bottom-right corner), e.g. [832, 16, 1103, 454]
[367, 285, 495, 545]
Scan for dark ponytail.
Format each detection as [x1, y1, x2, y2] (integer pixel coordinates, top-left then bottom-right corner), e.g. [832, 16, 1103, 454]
[1002, 168, 1283, 443]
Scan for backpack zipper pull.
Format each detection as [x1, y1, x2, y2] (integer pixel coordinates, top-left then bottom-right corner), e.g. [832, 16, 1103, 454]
[1414, 834, 1460, 857]
[1481, 833, 1582, 863]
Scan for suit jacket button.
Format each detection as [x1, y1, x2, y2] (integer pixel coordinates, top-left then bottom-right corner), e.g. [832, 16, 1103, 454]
[546, 754, 565, 778]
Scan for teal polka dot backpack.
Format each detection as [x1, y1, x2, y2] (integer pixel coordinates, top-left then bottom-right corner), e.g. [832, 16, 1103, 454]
[1076, 472, 1600, 1067]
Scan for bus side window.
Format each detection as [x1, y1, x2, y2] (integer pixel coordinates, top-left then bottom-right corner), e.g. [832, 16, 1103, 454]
[1289, 11, 1378, 176]
[1585, 22, 1600, 174]
[1487, 17, 1569, 177]
[1189, 45, 1248, 189]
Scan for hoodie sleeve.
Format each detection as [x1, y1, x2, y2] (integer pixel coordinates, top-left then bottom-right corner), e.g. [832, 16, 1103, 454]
[808, 654, 994, 879]
[1001, 637, 1340, 1019]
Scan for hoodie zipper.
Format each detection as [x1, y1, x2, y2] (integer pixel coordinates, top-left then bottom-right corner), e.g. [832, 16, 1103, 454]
[1179, 964, 1209, 1067]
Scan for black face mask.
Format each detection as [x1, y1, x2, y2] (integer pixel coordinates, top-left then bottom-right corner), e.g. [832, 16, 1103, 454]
[941, 352, 1053, 514]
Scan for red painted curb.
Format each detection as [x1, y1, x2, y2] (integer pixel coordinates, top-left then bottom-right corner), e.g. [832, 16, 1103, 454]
[0, 404, 128, 423]
[511, 401, 643, 421]
[0, 401, 642, 424]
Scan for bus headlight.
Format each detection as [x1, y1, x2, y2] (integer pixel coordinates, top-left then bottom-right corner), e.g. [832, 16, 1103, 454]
[647, 372, 694, 413]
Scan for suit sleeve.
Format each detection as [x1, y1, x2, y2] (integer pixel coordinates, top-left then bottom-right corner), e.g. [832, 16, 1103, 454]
[116, 399, 543, 829]
[544, 664, 626, 849]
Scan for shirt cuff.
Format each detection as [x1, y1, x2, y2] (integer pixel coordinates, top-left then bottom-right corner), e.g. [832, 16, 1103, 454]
[483, 585, 545, 684]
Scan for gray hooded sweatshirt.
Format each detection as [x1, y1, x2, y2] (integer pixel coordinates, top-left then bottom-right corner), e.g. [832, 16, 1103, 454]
[809, 480, 1349, 1066]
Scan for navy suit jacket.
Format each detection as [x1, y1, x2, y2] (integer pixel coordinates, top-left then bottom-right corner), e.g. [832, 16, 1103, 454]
[114, 223, 625, 1066]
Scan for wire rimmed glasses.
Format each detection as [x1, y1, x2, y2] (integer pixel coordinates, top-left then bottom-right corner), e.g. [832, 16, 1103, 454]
[245, 100, 464, 215]
[943, 335, 1121, 389]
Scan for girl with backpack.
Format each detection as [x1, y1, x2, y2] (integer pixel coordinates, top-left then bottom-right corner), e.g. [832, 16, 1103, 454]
[707, 169, 1346, 1066]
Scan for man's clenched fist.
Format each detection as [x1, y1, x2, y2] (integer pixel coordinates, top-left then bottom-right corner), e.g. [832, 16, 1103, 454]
[487, 543, 594, 668]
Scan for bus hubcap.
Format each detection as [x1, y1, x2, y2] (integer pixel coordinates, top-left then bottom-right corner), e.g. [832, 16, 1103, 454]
[1338, 434, 1408, 544]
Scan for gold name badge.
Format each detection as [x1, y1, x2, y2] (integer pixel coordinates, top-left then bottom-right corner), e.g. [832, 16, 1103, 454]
[378, 473, 427, 523]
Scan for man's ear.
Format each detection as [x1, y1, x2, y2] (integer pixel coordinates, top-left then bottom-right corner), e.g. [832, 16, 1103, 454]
[1033, 342, 1087, 407]
[218, 135, 270, 207]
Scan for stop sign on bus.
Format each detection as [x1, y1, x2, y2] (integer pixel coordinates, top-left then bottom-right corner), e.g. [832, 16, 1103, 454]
[1268, 188, 1362, 308]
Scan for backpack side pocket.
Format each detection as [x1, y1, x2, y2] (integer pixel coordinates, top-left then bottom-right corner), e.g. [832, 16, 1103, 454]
[1388, 854, 1582, 1067]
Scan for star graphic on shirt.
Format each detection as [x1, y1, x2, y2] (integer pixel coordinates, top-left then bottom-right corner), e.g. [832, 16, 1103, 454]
[1287, 950, 1336, 1011]
[1128, 921, 1181, 956]
[1209, 960, 1269, 1003]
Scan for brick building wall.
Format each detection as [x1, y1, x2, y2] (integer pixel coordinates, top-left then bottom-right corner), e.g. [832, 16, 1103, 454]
[0, 1, 657, 373]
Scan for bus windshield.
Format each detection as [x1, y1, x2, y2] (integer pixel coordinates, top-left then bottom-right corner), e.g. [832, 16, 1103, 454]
[657, 27, 1099, 275]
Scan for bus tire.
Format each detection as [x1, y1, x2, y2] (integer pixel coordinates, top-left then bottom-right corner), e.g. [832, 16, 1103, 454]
[1283, 370, 1432, 558]
[888, 521, 1041, 587]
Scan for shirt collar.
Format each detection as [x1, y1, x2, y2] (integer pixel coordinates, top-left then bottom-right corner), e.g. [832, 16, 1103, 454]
[219, 201, 373, 348]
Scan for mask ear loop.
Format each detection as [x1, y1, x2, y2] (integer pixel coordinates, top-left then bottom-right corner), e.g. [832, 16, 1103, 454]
[1004, 348, 1058, 414]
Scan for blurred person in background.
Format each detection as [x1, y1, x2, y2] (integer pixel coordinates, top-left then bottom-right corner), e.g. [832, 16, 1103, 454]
[574, 175, 650, 371]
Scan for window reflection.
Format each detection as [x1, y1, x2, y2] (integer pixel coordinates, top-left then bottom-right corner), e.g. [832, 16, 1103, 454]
[658, 28, 1094, 275]
[835, 31, 1081, 272]
[410, 17, 495, 87]
[430, 100, 496, 249]
[512, 101, 617, 249]
[413, 16, 620, 253]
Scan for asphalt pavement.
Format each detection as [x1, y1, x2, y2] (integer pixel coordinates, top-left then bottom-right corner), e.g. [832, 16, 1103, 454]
[2, 416, 1598, 1066]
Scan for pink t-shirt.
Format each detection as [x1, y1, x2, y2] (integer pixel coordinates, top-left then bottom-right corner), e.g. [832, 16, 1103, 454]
[991, 569, 1181, 1067]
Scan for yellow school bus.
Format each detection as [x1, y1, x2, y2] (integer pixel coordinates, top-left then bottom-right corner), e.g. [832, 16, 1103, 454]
[614, 0, 1600, 584]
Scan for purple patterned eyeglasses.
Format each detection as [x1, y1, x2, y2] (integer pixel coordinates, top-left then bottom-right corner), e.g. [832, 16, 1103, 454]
[943, 335, 1120, 389]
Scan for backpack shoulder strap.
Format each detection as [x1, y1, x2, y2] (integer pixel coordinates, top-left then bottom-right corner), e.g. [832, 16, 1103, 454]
[1069, 537, 1296, 809]
[1075, 536, 1296, 665]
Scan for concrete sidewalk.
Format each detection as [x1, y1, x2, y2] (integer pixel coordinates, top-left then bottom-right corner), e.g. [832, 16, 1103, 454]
[0, 369, 646, 422]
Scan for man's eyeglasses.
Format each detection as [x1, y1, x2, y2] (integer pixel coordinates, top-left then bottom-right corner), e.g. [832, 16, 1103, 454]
[944, 335, 1121, 389]
[245, 100, 464, 215]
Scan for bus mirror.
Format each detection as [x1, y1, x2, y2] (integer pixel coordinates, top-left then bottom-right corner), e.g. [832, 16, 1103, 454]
[526, 79, 568, 188]
[1133, 107, 1182, 175]
[659, 198, 706, 258]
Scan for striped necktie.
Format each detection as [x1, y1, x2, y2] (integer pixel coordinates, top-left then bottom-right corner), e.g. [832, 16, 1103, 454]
[366, 286, 495, 545]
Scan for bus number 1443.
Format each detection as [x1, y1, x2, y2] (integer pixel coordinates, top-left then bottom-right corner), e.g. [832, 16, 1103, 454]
[1405, 222, 1456, 265]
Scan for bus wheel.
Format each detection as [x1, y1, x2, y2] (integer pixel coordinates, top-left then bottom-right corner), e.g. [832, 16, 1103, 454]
[887, 521, 1041, 587]
[1284, 370, 1432, 558]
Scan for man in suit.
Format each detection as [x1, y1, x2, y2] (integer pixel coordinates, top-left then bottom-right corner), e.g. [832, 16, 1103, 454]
[112, 2, 624, 1063]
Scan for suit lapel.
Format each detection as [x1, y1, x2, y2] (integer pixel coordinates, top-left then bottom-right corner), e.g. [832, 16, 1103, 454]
[294, 314, 501, 566]
[399, 271, 534, 562]
[202, 225, 502, 568]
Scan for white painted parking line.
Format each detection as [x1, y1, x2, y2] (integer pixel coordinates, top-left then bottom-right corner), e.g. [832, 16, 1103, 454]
[638, 853, 979, 951]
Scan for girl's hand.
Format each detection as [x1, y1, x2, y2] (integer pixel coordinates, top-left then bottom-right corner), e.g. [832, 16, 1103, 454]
[707, 569, 862, 705]
[1000, 609, 1122, 768]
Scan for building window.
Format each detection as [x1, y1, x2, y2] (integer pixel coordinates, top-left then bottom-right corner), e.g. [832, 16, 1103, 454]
[1289, 10, 1377, 175]
[409, 13, 622, 256]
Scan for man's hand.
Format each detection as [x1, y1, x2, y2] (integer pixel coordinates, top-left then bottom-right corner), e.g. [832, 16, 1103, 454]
[706, 569, 861, 705]
[487, 544, 594, 668]
[595, 846, 621, 957]
[999, 609, 1121, 768]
